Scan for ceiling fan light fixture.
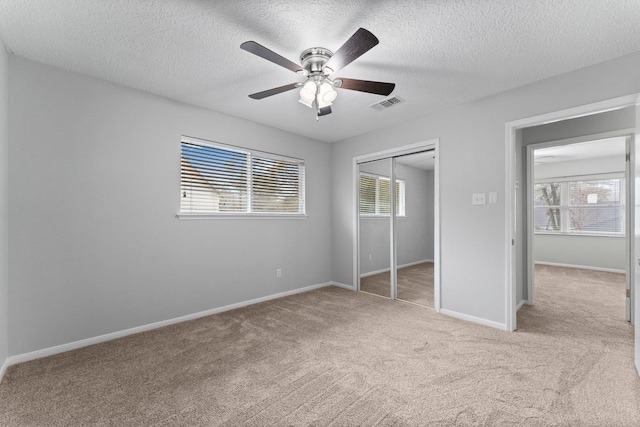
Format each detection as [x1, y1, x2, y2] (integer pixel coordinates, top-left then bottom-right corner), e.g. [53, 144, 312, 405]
[299, 80, 317, 108]
[298, 97, 314, 108]
[318, 82, 337, 108]
[242, 28, 394, 118]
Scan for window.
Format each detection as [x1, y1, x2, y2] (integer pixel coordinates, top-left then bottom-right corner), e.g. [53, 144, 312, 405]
[534, 174, 624, 235]
[180, 137, 305, 216]
[359, 173, 405, 217]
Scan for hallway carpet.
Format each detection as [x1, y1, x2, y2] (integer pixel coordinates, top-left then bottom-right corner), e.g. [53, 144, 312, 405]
[0, 265, 638, 425]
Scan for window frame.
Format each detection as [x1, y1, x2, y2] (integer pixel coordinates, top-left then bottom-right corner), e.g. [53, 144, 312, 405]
[178, 136, 306, 219]
[359, 172, 406, 218]
[533, 172, 625, 237]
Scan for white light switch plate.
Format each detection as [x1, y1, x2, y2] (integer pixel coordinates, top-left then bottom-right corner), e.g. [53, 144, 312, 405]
[489, 192, 497, 203]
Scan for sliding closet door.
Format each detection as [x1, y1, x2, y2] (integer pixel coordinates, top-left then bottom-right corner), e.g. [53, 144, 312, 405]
[395, 152, 436, 307]
[358, 159, 391, 299]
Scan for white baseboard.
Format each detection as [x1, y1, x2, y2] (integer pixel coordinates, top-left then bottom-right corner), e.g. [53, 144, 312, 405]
[440, 308, 507, 331]
[6, 282, 334, 368]
[360, 259, 433, 278]
[516, 300, 527, 311]
[535, 261, 625, 274]
[360, 268, 389, 278]
[331, 281, 355, 290]
[0, 357, 8, 382]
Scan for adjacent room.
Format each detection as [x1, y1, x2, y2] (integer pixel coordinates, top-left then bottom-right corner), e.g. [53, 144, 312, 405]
[0, 1, 639, 425]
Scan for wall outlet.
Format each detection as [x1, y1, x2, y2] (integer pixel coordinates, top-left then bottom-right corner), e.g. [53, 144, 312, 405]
[276, 268, 282, 278]
[472, 193, 486, 205]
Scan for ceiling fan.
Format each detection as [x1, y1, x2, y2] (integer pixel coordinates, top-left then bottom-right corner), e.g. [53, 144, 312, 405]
[240, 28, 395, 118]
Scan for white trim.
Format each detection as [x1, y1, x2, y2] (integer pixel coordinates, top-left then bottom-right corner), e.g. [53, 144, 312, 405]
[535, 261, 625, 274]
[507, 95, 640, 129]
[434, 140, 441, 312]
[440, 308, 507, 331]
[0, 358, 8, 382]
[353, 139, 440, 309]
[5, 282, 334, 367]
[516, 300, 527, 311]
[330, 281, 355, 290]
[354, 140, 439, 163]
[505, 94, 640, 333]
[360, 259, 434, 278]
[177, 213, 308, 220]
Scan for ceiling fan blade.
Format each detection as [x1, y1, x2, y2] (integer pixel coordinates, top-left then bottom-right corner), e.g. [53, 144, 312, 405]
[248, 83, 300, 100]
[318, 106, 332, 116]
[335, 78, 395, 96]
[323, 28, 379, 73]
[241, 41, 304, 73]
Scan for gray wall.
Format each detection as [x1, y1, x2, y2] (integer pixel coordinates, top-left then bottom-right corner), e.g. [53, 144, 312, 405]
[359, 161, 434, 276]
[8, 57, 332, 356]
[0, 39, 8, 371]
[397, 165, 434, 266]
[331, 51, 640, 327]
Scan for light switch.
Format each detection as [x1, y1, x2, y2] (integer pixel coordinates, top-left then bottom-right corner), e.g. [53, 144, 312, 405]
[489, 192, 497, 204]
[472, 193, 486, 205]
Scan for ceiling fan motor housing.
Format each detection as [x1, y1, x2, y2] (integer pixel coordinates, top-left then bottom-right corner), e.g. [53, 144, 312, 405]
[300, 47, 334, 74]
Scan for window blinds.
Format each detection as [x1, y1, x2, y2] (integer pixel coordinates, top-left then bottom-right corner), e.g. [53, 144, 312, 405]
[359, 173, 405, 216]
[534, 177, 624, 234]
[180, 138, 305, 215]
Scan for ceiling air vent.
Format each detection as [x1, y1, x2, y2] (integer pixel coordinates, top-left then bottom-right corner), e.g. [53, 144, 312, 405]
[370, 96, 404, 111]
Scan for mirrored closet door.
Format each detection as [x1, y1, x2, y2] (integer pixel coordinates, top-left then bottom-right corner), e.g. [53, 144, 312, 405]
[358, 158, 391, 299]
[358, 151, 435, 307]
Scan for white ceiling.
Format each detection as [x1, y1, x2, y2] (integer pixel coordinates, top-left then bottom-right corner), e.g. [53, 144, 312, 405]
[1, 1, 640, 143]
[534, 137, 626, 164]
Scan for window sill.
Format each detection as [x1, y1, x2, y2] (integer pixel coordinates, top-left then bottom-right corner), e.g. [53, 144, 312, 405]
[177, 213, 308, 220]
[534, 231, 625, 238]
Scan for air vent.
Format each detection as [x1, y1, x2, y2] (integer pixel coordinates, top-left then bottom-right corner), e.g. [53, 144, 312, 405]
[369, 96, 404, 111]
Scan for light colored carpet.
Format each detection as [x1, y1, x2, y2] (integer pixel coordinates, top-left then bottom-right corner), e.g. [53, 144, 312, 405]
[0, 265, 638, 425]
[360, 262, 434, 307]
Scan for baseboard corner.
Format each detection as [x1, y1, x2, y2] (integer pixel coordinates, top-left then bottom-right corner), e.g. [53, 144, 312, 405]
[440, 308, 507, 331]
[0, 357, 9, 383]
[330, 281, 355, 290]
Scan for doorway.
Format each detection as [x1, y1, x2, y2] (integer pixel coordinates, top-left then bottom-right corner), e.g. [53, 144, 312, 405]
[354, 139, 440, 310]
[505, 95, 639, 337]
[527, 135, 630, 321]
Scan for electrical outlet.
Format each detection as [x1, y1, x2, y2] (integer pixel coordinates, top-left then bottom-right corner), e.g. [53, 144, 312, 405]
[472, 193, 486, 205]
[276, 268, 282, 278]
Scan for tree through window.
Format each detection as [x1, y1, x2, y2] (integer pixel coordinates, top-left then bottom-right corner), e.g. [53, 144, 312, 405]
[534, 176, 624, 235]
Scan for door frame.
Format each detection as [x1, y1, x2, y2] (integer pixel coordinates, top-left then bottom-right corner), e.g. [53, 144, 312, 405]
[353, 138, 440, 310]
[505, 94, 640, 333]
[524, 131, 633, 314]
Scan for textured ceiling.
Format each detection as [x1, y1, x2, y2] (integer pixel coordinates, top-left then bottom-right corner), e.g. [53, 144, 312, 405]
[1, 1, 640, 143]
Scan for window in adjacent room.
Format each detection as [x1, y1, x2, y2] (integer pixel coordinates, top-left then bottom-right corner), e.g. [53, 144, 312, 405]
[359, 173, 405, 217]
[180, 137, 305, 217]
[534, 174, 624, 235]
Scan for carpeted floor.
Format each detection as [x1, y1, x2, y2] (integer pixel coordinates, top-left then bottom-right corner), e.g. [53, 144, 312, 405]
[0, 265, 638, 425]
[360, 262, 434, 307]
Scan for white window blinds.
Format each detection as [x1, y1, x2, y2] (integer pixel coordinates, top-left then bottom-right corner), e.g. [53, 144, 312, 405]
[534, 175, 624, 235]
[359, 173, 405, 217]
[180, 137, 305, 216]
